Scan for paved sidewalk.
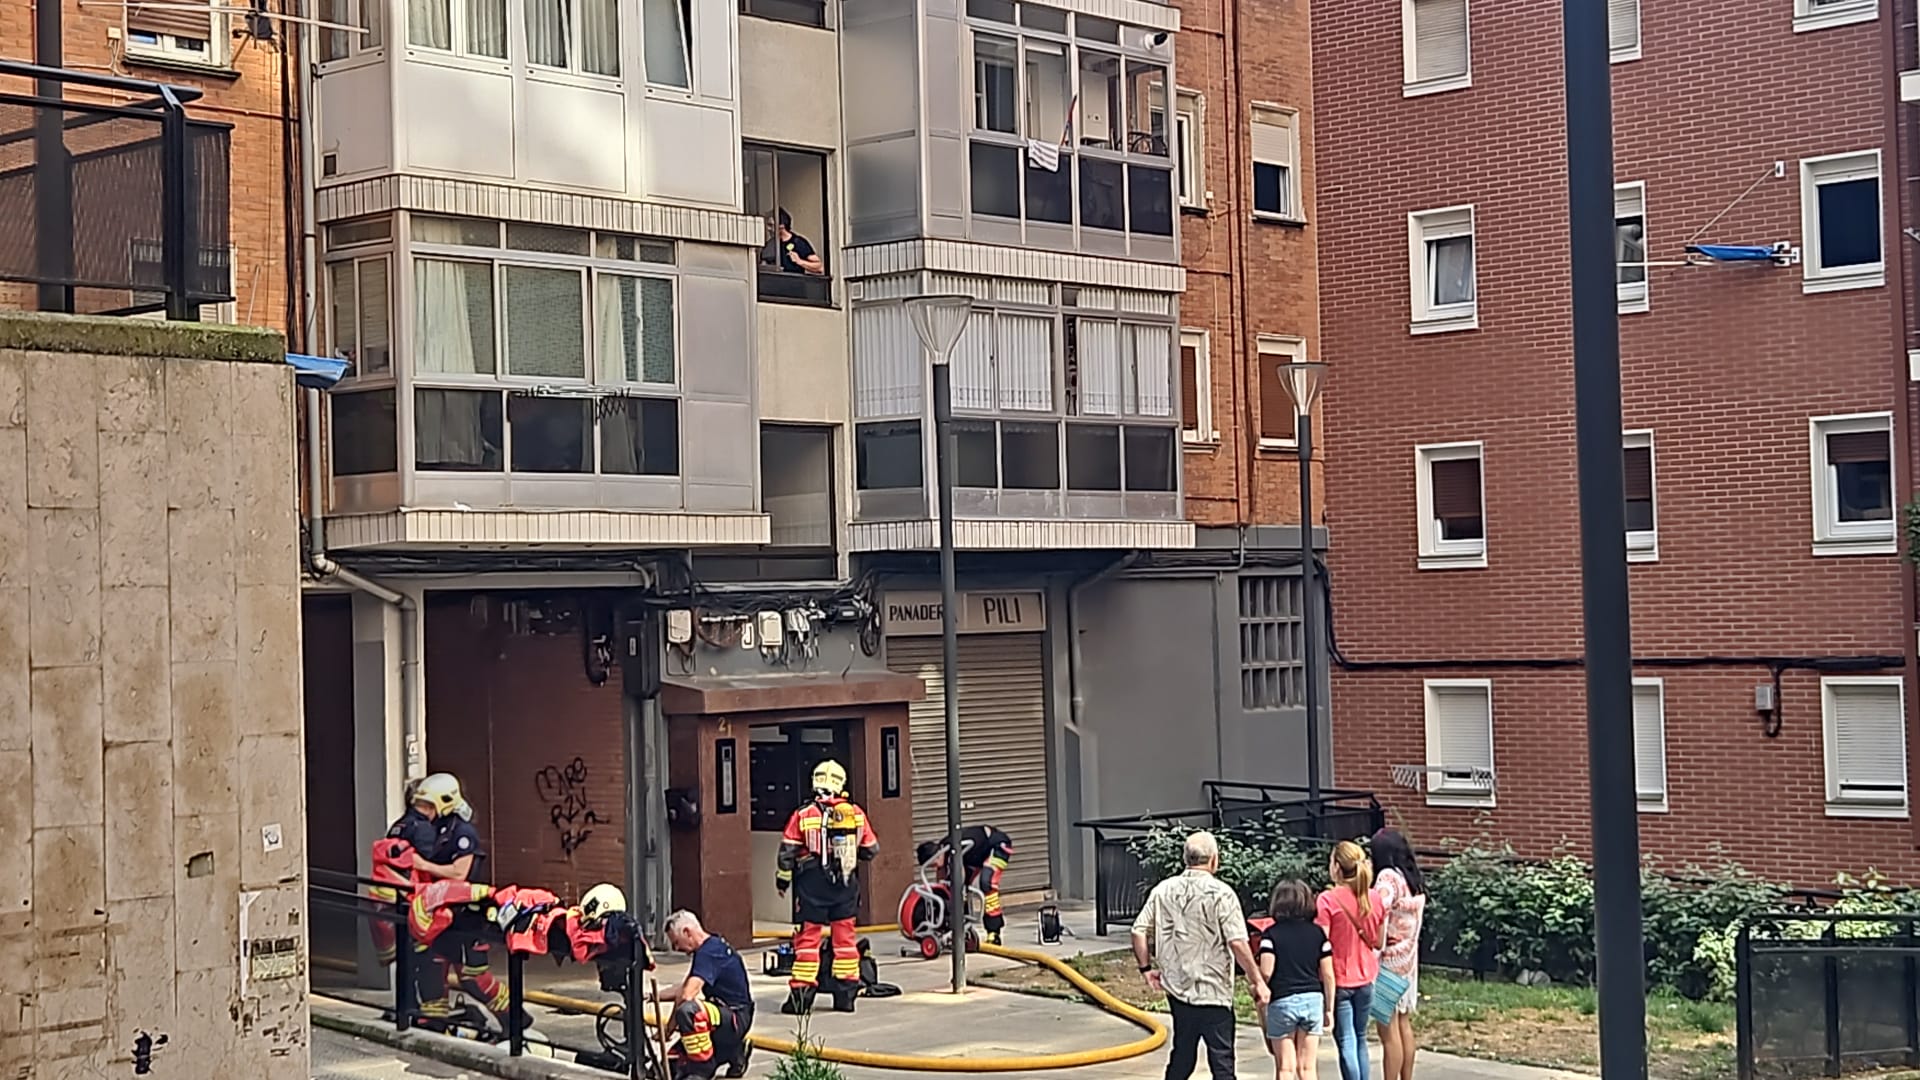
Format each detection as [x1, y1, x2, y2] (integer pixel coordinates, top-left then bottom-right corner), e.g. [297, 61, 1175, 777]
[314, 1025, 490, 1079]
[312, 904, 1588, 1080]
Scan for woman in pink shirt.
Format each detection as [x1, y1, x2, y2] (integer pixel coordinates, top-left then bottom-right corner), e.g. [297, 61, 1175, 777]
[1316, 840, 1384, 1080]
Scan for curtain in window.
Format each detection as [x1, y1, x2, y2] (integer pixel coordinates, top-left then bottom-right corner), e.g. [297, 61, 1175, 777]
[503, 266, 586, 378]
[643, 0, 691, 88]
[414, 259, 492, 375]
[466, 0, 507, 56]
[526, 0, 568, 66]
[595, 275, 674, 384]
[950, 311, 994, 411]
[601, 400, 641, 474]
[1127, 324, 1172, 417]
[1077, 319, 1122, 415]
[409, 0, 450, 49]
[356, 258, 391, 374]
[996, 313, 1053, 411]
[415, 390, 492, 468]
[580, 0, 620, 74]
[1429, 236, 1475, 306]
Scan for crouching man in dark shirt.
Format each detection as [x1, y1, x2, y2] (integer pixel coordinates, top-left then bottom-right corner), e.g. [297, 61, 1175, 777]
[651, 910, 754, 1079]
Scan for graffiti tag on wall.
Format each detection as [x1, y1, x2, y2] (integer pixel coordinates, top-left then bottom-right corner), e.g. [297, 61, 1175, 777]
[534, 757, 608, 857]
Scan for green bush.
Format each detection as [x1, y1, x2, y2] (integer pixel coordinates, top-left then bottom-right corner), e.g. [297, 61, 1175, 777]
[1131, 820, 1917, 1002]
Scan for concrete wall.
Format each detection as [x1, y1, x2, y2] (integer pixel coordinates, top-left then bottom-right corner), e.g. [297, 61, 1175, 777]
[0, 313, 307, 1077]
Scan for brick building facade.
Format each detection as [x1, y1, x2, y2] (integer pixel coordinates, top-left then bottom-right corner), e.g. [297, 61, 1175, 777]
[1175, 0, 1322, 529]
[1315, 0, 1917, 885]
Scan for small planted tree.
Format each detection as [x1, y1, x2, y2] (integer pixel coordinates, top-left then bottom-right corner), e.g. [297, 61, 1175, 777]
[770, 1020, 846, 1080]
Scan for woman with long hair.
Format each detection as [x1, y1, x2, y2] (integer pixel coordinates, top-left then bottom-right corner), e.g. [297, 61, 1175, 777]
[1316, 840, 1384, 1080]
[1369, 829, 1428, 1080]
[1258, 879, 1335, 1080]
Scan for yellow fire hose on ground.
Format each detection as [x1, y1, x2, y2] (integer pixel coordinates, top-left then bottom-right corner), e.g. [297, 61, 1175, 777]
[517, 922, 1167, 1071]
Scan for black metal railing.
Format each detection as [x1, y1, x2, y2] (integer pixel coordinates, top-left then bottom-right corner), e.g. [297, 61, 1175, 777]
[1737, 912, 1920, 1080]
[307, 868, 662, 1078]
[1075, 782, 1385, 934]
[0, 61, 232, 319]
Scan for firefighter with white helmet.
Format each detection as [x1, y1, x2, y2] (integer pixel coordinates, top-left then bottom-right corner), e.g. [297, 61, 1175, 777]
[579, 883, 627, 928]
[775, 759, 878, 1015]
[398, 772, 511, 1026]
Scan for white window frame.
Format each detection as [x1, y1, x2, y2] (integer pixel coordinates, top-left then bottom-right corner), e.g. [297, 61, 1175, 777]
[1250, 104, 1300, 222]
[1180, 328, 1215, 445]
[1631, 678, 1669, 812]
[1423, 679, 1496, 808]
[1409, 206, 1478, 334]
[524, 0, 623, 77]
[1258, 335, 1307, 450]
[325, 254, 395, 381]
[1401, 0, 1472, 97]
[1415, 441, 1487, 570]
[1809, 412, 1896, 556]
[1800, 150, 1885, 294]
[317, 0, 383, 63]
[401, 0, 512, 61]
[1795, 0, 1879, 34]
[1609, 0, 1641, 62]
[1176, 89, 1206, 211]
[1821, 675, 1909, 818]
[124, 8, 232, 68]
[1623, 429, 1657, 562]
[1615, 182, 1648, 313]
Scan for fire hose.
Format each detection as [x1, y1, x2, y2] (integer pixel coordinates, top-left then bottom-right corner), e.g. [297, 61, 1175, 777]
[521, 925, 1168, 1071]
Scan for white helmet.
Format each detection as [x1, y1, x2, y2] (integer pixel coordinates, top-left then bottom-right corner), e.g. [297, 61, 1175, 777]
[413, 773, 472, 821]
[579, 883, 627, 927]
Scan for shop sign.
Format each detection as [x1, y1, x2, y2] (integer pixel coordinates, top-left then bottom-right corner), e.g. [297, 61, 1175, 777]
[883, 590, 1047, 635]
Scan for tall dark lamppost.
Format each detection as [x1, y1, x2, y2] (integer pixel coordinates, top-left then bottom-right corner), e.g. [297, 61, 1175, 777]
[1564, 0, 1647, 1075]
[905, 293, 975, 994]
[1276, 359, 1328, 819]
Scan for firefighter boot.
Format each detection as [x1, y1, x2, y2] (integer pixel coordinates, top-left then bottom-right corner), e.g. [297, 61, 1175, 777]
[781, 987, 816, 1016]
[726, 1043, 753, 1078]
[831, 980, 857, 1014]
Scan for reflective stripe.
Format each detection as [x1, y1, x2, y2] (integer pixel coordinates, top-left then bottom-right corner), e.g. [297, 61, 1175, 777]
[987, 855, 1009, 870]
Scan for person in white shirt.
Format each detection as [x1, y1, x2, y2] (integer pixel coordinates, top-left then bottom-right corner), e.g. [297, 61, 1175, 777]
[1131, 831, 1271, 1080]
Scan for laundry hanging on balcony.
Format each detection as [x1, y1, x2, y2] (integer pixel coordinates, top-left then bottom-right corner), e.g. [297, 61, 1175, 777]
[1026, 91, 1079, 172]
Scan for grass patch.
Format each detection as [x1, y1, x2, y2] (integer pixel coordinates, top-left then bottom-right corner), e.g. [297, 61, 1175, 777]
[977, 952, 1736, 1080]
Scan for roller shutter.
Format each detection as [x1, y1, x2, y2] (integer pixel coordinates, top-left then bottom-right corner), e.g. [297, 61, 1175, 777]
[887, 634, 1051, 893]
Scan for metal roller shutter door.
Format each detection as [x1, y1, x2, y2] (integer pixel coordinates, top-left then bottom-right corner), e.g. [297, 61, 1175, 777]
[887, 634, 1051, 893]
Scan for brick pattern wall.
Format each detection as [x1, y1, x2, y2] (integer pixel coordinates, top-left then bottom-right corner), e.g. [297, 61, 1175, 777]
[1175, 0, 1323, 530]
[424, 597, 631, 903]
[1314, 0, 1914, 885]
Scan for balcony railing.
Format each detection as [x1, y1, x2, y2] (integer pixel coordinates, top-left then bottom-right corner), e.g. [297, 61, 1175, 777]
[0, 60, 232, 319]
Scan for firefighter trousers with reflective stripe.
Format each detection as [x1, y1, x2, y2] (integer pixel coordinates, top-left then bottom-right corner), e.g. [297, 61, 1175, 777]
[414, 938, 509, 1019]
[789, 918, 858, 989]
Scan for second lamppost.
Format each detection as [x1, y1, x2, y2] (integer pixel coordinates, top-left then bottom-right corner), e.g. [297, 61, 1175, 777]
[905, 293, 975, 993]
[1276, 359, 1328, 818]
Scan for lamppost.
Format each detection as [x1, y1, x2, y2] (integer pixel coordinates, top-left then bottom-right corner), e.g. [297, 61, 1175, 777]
[905, 293, 975, 994]
[1276, 360, 1329, 821]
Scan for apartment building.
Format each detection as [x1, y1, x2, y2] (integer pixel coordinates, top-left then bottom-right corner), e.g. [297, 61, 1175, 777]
[0, 1, 290, 325]
[1317, 0, 1914, 883]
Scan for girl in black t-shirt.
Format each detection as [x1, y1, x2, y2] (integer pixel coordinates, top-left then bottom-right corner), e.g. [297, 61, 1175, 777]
[1257, 880, 1337, 1080]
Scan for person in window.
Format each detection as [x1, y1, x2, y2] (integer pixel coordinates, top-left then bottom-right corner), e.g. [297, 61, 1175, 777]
[773, 208, 825, 276]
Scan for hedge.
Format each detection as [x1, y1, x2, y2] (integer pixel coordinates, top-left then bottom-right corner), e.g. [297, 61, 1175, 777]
[1131, 818, 1917, 1001]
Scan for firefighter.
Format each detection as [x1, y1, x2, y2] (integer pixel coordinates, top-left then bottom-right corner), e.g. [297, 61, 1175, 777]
[369, 777, 441, 965]
[775, 760, 877, 1015]
[650, 909, 754, 1079]
[407, 773, 513, 1028]
[916, 825, 1015, 945]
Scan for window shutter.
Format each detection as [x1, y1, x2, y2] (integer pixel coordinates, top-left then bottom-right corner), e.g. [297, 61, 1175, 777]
[1631, 684, 1666, 801]
[1430, 457, 1482, 518]
[1250, 109, 1293, 167]
[1259, 350, 1291, 440]
[1828, 430, 1889, 465]
[1412, 0, 1469, 83]
[1622, 445, 1653, 502]
[127, 0, 219, 39]
[1180, 344, 1199, 429]
[1831, 684, 1906, 801]
[1607, 0, 1638, 54]
[1429, 686, 1494, 788]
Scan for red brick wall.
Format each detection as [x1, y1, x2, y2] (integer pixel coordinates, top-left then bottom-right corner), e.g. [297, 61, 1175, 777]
[1175, 0, 1324, 530]
[425, 596, 631, 902]
[1315, 0, 1913, 885]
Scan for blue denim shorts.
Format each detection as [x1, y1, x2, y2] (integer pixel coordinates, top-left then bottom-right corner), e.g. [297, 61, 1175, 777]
[1266, 991, 1325, 1037]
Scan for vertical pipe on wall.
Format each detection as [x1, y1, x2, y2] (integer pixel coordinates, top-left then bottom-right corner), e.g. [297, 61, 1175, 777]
[1563, 0, 1647, 1076]
[1884, 0, 1920, 854]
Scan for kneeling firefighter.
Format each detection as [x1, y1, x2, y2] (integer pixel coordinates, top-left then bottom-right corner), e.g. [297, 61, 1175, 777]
[775, 760, 877, 1015]
[916, 824, 1015, 944]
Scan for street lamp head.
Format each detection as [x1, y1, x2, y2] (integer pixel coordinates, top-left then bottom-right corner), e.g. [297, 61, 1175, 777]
[905, 294, 974, 364]
[1277, 360, 1330, 416]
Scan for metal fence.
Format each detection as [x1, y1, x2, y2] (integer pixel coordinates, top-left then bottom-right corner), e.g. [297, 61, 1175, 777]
[0, 61, 231, 318]
[1737, 912, 1920, 1080]
[308, 869, 664, 1078]
[1075, 782, 1385, 935]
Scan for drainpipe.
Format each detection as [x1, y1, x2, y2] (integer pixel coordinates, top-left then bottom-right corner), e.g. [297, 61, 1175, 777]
[298, 0, 319, 353]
